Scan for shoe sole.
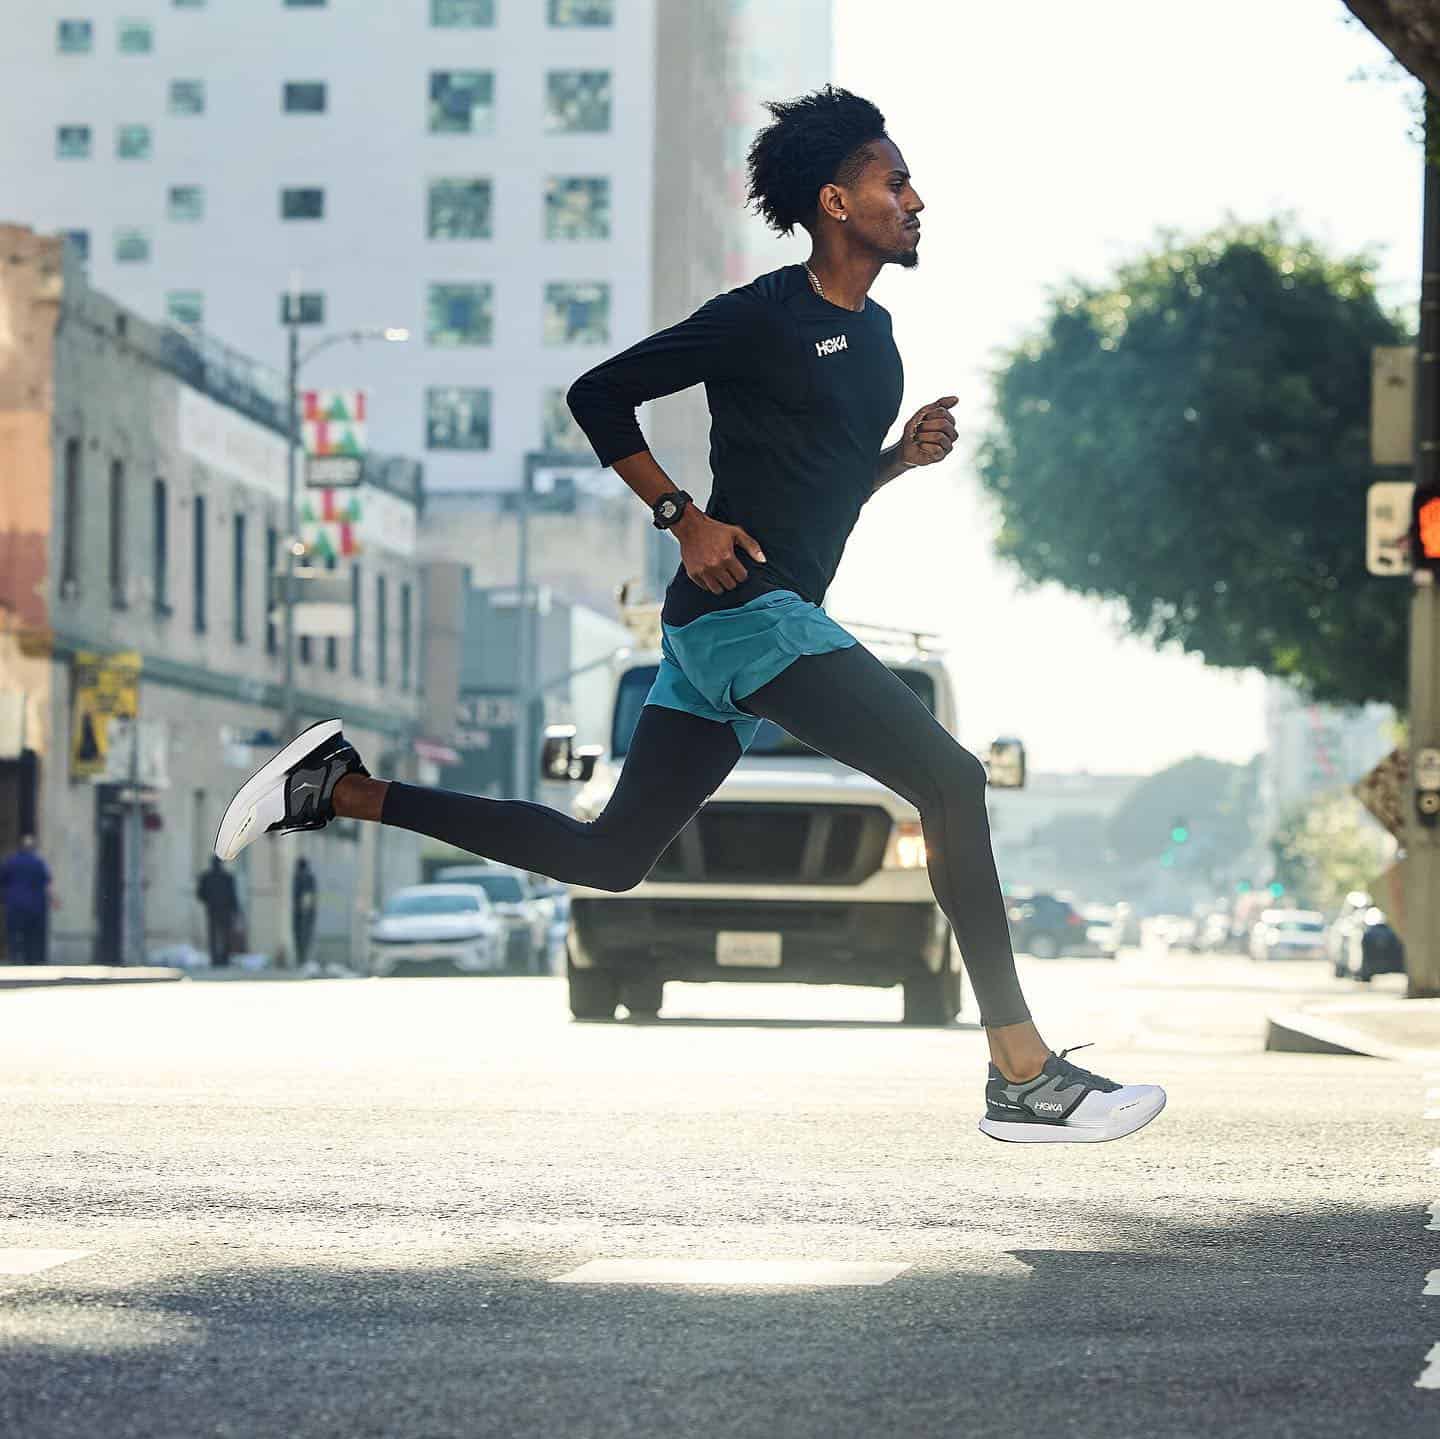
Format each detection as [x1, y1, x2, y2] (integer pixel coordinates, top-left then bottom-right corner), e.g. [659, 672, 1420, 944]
[978, 1088, 1166, 1144]
[214, 718, 343, 862]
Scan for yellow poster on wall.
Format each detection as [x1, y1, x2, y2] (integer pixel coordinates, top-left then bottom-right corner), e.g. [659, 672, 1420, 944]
[71, 650, 141, 781]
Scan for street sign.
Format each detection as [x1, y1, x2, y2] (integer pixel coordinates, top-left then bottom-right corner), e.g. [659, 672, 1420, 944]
[1353, 746, 1410, 842]
[70, 650, 141, 781]
[1367, 481, 1415, 576]
[305, 454, 362, 489]
[1372, 346, 1415, 466]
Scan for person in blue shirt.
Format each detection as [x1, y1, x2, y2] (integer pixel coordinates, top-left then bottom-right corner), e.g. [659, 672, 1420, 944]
[0, 834, 52, 966]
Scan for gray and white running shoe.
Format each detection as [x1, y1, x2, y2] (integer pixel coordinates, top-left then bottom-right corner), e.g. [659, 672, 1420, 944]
[214, 719, 368, 863]
[978, 1043, 1166, 1144]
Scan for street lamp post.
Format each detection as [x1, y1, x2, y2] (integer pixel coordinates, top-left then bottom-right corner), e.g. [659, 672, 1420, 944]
[279, 314, 408, 740]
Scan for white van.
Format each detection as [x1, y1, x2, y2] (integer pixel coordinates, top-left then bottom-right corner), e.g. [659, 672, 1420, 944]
[540, 599, 1026, 1025]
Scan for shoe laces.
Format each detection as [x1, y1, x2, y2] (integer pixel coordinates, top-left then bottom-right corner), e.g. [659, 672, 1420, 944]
[1051, 1042, 1121, 1093]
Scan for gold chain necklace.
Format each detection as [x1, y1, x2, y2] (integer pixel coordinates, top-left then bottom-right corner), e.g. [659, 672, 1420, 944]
[804, 262, 861, 312]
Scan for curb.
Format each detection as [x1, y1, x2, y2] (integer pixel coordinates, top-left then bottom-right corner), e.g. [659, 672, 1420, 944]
[0, 966, 188, 991]
[1264, 999, 1440, 1065]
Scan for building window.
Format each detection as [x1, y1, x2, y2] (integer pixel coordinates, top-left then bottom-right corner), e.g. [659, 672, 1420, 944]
[61, 438, 81, 593]
[109, 459, 127, 608]
[280, 292, 325, 325]
[169, 79, 205, 115]
[56, 126, 92, 161]
[351, 563, 362, 677]
[543, 281, 608, 344]
[153, 479, 170, 615]
[283, 81, 327, 113]
[400, 582, 412, 691]
[64, 231, 90, 262]
[542, 388, 590, 453]
[193, 493, 207, 633]
[265, 527, 278, 656]
[432, 0, 494, 25]
[57, 20, 93, 53]
[428, 71, 495, 134]
[281, 187, 325, 220]
[299, 634, 312, 665]
[114, 228, 151, 263]
[118, 19, 153, 52]
[168, 185, 205, 222]
[166, 291, 203, 328]
[548, 0, 613, 24]
[284, 0, 327, 6]
[545, 176, 609, 240]
[116, 124, 152, 160]
[426, 283, 492, 346]
[232, 513, 247, 643]
[426, 387, 490, 450]
[544, 71, 611, 133]
[376, 574, 388, 685]
[427, 178, 492, 240]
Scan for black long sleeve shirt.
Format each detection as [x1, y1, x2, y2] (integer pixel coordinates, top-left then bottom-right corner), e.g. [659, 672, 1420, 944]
[566, 263, 904, 627]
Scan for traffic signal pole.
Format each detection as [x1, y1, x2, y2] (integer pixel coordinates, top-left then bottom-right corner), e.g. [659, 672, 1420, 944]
[1404, 93, 1440, 996]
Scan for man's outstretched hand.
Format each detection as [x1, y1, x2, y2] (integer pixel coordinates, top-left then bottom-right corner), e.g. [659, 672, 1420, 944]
[898, 396, 958, 468]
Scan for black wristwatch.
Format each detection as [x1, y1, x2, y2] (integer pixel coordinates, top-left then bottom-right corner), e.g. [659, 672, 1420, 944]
[651, 489, 693, 530]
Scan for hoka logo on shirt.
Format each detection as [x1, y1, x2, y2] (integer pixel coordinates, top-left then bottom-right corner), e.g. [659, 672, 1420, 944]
[815, 334, 848, 357]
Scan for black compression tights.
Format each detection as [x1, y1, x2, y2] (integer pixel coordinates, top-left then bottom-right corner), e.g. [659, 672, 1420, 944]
[380, 641, 1031, 1028]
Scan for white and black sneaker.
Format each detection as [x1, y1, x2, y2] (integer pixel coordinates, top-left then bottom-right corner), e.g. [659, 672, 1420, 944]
[977, 1043, 1166, 1144]
[214, 719, 368, 863]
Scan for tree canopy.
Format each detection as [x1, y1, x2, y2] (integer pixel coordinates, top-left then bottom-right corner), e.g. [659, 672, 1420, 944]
[975, 219, 1411, 713]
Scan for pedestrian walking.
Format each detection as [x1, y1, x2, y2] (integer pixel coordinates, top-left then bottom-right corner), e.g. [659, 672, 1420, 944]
[292, 856, 318, 973]
[196, 855, 239, 969]
[214, 85, 1165, 1144]
[1358, 908, 1405, 981]
[0, 834, 52, 965]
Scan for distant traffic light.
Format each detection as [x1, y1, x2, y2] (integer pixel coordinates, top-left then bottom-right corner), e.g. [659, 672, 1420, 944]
[1170, 821, 1190, 844]
[1268, 881, 1285, 898]
[1235, 880, 1252, 894]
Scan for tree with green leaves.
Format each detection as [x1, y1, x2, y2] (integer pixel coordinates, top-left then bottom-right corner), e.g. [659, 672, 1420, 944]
[975, 219, 1411, 712]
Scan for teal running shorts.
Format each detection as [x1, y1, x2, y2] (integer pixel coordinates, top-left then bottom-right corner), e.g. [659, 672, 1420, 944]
[642, 588, 858, 752]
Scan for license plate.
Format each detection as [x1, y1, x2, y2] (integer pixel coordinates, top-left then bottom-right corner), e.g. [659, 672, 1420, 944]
[716, 931, 782, 967]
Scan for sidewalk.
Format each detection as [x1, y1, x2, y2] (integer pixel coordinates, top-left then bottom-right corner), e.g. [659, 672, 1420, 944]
[1266, 993, 1440, 1065]
[0, 965, 187, 990]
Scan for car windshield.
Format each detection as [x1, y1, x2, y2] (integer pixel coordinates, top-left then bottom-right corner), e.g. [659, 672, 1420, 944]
[469, 873, 525, 902]
[611, 663, 937, 758]
[1277, 920, 1324, 933]
[385, 892, 483, 916]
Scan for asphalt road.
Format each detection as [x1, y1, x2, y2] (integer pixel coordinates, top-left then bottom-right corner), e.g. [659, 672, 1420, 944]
[0, 949, 1435, 1438]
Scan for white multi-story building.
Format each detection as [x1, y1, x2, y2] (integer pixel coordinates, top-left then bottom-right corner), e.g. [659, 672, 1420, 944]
[6, 0, 833, 600]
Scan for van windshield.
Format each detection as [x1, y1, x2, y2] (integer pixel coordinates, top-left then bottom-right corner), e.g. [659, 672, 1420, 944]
[611, 664, 937, 757]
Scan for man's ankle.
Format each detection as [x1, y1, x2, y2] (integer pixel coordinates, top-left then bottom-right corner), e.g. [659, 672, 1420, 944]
[334, 774, 387, 822]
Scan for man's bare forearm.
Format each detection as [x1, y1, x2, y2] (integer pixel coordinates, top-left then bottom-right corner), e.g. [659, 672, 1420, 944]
[872, 441, 913, 495]
[611, 449, 705, 539]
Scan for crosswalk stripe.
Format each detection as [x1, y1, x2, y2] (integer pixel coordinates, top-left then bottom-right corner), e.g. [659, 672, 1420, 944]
[1418, 1343, 1440, 1390]
[0, 1249, 91, 1277]
[550, 1259, 910, 1286]
[1425, 1271, 1440, 1297]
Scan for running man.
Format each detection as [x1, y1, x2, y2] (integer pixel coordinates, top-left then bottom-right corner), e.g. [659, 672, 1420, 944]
[216, 85, 1164, 1144]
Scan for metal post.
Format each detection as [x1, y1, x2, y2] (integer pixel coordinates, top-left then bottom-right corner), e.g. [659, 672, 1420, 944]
[283, 320, 299, 741]
[515, 460, 532, 803]
[123, 719, 143, 966]
[1406, 92, 1440, 997]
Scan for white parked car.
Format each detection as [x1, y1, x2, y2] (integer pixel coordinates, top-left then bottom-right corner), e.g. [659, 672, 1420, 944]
[1249, 908, 1328, 962]
[367, 884, 504, 977]
[1073, 904, 1120, 959]
[432, 864, 550, 972]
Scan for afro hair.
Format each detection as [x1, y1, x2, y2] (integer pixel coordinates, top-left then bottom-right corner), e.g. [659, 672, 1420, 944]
[744, 84, 889, 237]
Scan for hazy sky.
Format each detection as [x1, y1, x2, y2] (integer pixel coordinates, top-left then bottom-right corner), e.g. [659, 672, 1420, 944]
[819, 0, 1419, 774]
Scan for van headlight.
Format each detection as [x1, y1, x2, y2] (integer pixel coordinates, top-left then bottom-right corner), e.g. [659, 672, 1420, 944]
[882, 819, 927, 869]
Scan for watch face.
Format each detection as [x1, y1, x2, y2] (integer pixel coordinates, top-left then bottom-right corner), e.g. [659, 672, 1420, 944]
[660, 500, 676, 518]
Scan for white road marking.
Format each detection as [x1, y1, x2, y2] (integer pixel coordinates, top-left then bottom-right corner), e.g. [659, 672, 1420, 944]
[1418, 1343, 1440, 1390]
[550, 1259, 911, 1287]
[1425, 1109, 1440, 1121]
[0, 1249, 91, 1277]
[1426, 1271, 1440, 1297]
[1428, 1203, 1440, 1232]
[1431, 1149, 1440, 1169]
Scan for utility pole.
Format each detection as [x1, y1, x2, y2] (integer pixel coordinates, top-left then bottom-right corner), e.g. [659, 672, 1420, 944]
[515, 458, 533, 804]
[1405, 92, 1440, 997]
[282, 313, 300, 740]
